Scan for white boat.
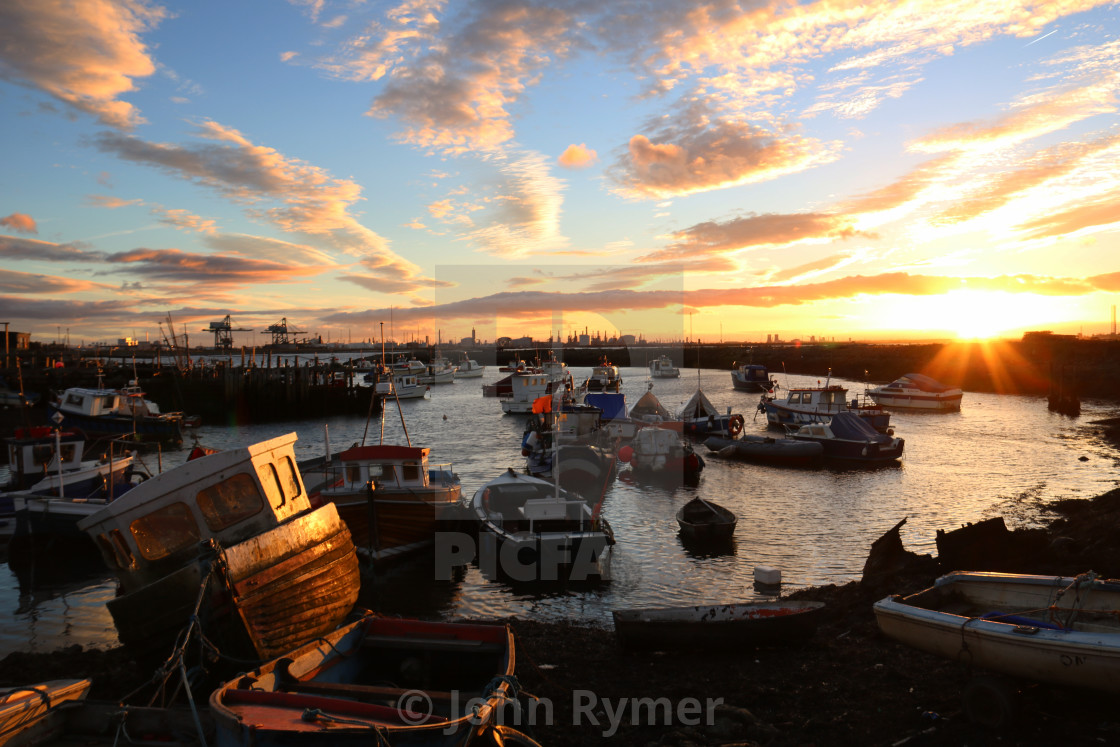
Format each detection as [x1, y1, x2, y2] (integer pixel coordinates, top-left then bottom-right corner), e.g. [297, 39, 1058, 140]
[453, 356, 486, 378]
[648, 355, 681, 378]
[867, 373, 963, 411]
[388, 372, 429, 399]
[420, 352, 456, 384]
[48, 384, 184, 444]
[585, 359, 622, 391]
[874, 571, 1120, 694]
[730, 362, 775, 392]
[471, 469, 614, 582]
[760, 382, 892, 432]
[499, 368, 573, 414]
[77, 433, 361, 662]
[521, 398, 616, 494]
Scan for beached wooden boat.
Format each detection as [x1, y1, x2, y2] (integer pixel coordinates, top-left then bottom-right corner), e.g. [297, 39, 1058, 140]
[78, 433, 360, 662]
[874, 571, 1120, 693]
[612, 601, 826, 650]
[676, 497, 736, 544]
[0, 679, 91, 745]
[210, 614, 516, 747]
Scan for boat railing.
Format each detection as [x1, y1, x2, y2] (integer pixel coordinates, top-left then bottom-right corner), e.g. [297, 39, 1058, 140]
[429, 464, 457, 486]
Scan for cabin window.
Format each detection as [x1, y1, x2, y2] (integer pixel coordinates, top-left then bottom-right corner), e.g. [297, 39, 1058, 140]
[32, 445, 54, 466]
[257, 462, 286, 509]
[130, 502, 201, 561]
[96, 530, 136, 570]
[278, 456, 302, 500]
[402, 462, 422, 482]
[197, 472, 264, 530]
[59, 444, 77, 463]
[345, 464, 362, 485]
[788, 393, 801, 404]
[66, 393, 84, 406]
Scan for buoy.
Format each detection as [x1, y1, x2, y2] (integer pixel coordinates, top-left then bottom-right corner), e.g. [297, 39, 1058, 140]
[618, 445, 634, 463]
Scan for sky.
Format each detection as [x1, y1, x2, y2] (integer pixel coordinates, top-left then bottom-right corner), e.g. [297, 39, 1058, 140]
[2, 0, 1119, 349]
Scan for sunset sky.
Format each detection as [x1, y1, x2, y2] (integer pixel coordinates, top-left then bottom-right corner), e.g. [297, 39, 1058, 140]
[2, 0, 1119, 348]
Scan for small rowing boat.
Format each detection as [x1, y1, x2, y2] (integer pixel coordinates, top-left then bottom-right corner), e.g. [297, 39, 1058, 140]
[612, 601, 826, 650]
[676, 497, 736, 544]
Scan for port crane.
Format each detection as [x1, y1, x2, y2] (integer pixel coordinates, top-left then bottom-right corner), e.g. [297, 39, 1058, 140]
[263, 317, 307, 346]
[206, 315, 251, 351]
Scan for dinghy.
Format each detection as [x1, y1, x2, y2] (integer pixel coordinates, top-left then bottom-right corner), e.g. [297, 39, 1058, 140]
[613, 601, 826, 650]
[874, 571, 1120, 693]
[676, 497, 736, 544]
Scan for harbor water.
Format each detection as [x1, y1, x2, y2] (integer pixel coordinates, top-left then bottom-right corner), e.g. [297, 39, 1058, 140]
[3, 366, 1118, 655]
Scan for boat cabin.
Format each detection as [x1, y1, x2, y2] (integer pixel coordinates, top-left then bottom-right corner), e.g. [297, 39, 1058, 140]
[57, 387, 121, 418]
[4, 427, 85, 489]
[78, 433, 311, 593]
[780, 385, 848, 409]
[324, 444, 454, 492]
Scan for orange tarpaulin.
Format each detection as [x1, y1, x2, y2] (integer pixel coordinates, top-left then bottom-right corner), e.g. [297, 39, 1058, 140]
[531, 395, 553, 414]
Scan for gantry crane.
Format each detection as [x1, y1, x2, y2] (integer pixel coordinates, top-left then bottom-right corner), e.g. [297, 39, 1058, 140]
[206, 315, 251, 351]
[263, 317, 307, 346]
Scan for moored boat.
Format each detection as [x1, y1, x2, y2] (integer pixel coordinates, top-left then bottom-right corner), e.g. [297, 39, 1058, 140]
[585, 359, 622, 391]
[785, 411, 904, 464]
[867, 373, 963, 411]
[453, 355, 486, 378]
[612, 600, 826, 650]
[47, 384, 184, 445]
[873, 571, 1120, 694]
[77, 432, 361, 662]
[210, 614, 517, 747]
[761, 382, 891, 432]
[313, 444, 461, 564]
[676, 497, 735, 544]
[471, 469, 614, 582]
[498, 367, 574, 414]
[730, 362, 776, 393]
[521, 398, 616, 495]
[648, 355, 681, 379]
[704, 434, 823, 467]
[677, 389, 745, 438]
[620, 427, 704, 479]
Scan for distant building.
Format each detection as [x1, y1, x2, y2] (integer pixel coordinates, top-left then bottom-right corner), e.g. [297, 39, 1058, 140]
[2, 329, 31, 350]
[118, 337, 140, 347]
[619, 334, 637, 345]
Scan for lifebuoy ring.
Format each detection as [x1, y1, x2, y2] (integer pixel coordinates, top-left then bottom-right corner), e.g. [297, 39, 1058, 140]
[728, 414, 745, 437]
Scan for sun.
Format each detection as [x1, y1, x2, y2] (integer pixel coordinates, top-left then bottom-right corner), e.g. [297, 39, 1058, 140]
[936, 290, 1073, 340]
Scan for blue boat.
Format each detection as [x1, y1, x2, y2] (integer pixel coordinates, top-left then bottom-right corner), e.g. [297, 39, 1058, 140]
[785, 411, 904, 464]
[47, 384, 184, 445]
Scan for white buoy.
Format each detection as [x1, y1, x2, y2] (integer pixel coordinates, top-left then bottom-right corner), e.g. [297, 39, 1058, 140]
[754, 565, 781, 586]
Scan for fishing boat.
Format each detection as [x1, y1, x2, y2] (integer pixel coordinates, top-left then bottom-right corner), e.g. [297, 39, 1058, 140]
[585, 359, 622, 391]
[612, 600, 826, 650]
[498, 367, 574, 414]
[47, 384, 184, 445]
[619, 427, 704, 479]
[761, 381, 891, 432]
[389, 372, 429, 399]
[313, 444, 461, 564]
[453, 355, 486, 378]
[648, 355, 681, 379]
[4, 427, 146, 559]
[584, 392, 639, 441]
[471, 469, 614, 582]
[210, 614, 517, 747]
[420, 352, 456, 385]
[77, 432, 361, 662]
[730, 362, 776, 393]
[676, 497, 736, 544]
[521, 398, 616, 495]
[867, 373, 963, 411]
[785, 411, 904, 464]
[703, 434, 823, 467]
[0, 679, 92, 745]
[873, 572, 1120, 695]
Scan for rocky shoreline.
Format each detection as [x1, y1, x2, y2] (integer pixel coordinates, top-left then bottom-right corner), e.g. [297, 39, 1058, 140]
[4, 419, 1120, 745]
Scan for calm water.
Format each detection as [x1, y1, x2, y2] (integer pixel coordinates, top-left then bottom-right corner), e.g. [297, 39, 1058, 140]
[3, 366, 1119, 655]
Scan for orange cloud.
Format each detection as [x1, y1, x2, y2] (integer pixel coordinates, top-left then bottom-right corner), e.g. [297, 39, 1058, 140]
[645, 212, 861, 263]
[0, 213, 37, 233]
[558, 144, 598, 169]
[0, 0, 166, 129]
[0, 268, 101, 294]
